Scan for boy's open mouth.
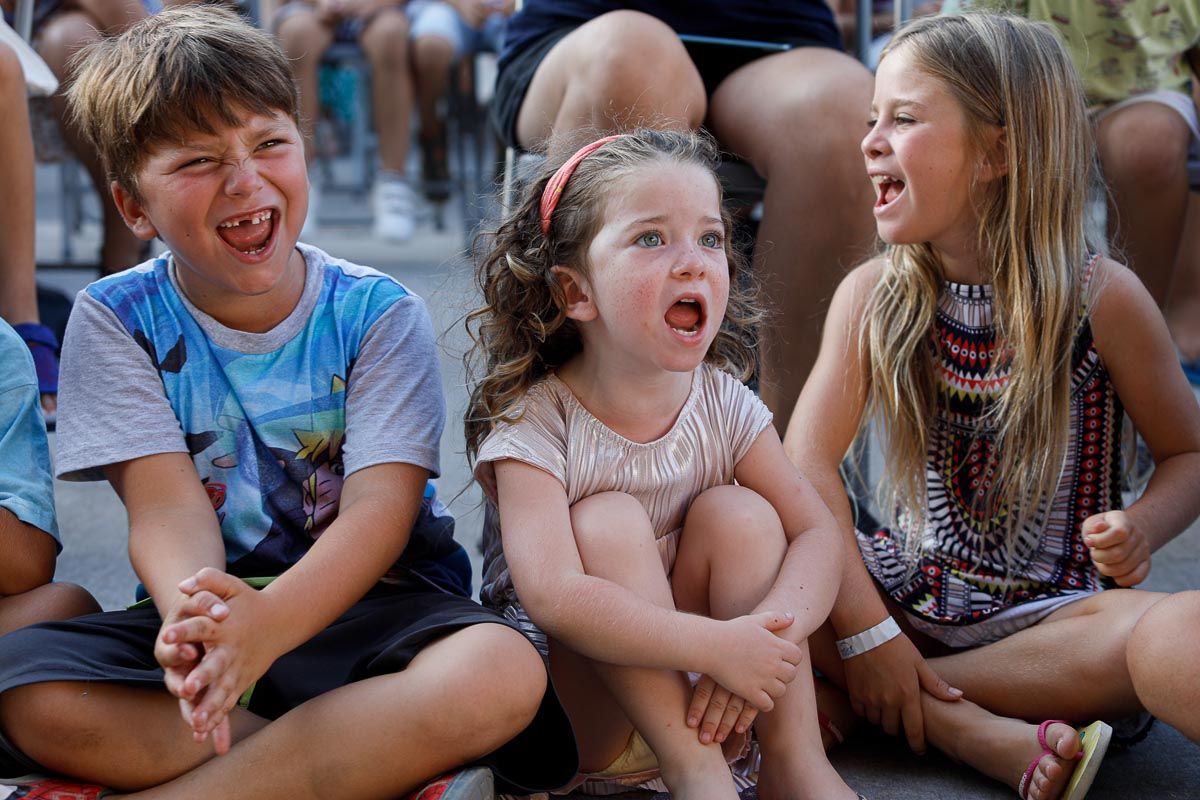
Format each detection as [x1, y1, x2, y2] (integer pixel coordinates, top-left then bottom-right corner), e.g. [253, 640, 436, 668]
[217, 209, 276, 255]
[873, 175, 906, 209]
[665, 297, 704, 338]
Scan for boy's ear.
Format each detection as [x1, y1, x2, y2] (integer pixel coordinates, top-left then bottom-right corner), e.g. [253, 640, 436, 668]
[110, 181, 161, 241]
[551, 265, 597, 322]
[978, 125, 1009, 182]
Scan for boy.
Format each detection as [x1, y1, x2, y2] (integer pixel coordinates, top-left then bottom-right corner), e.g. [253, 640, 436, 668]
[0, 7, 576, 798]
[0, 318, 98, 637]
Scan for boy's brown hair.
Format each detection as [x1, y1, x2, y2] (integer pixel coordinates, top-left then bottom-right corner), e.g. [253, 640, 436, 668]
[67, 4, 299, 201]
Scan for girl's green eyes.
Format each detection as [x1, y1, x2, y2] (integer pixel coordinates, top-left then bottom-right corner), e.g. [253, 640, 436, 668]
[637, 232, 722, 248]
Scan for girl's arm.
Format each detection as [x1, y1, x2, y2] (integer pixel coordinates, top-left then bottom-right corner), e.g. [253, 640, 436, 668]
[782, 262, 960, 755]
[1088, 258, 1200, 582]
[494, 458, 802, 711]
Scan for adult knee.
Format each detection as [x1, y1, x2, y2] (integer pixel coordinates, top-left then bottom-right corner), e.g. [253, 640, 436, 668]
[1099, 107, 1191, 191]
[37, 12, 101, 78]
[569, 11, 704, 122]
[276, 11, 332, 63]
[362, 8, 411, 72]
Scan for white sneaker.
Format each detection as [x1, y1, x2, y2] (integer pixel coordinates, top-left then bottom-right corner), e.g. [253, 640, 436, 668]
[373, 178, 417, 242]
[301, 180, 320, 240]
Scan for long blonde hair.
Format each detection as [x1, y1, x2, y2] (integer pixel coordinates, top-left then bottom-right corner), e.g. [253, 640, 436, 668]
[465, 129, 763, 461]
[863, 13, 1097, 560]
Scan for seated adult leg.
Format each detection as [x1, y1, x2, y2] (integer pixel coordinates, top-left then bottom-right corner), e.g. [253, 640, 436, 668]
[37, 7, 147, 274]
[274, 7, 335, 168]
[706, 49, 876, 421]
[514, 10, 705, 150]
[556, 491, 738, 799]
[408, 1, 461, 201]
[1097, 102, 1191, 308]
[358, 7, 413, 176]
[0, 44, 38, 329]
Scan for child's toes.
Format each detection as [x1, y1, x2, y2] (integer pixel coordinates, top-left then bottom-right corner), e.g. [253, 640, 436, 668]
[1046, 721, 1082, 760]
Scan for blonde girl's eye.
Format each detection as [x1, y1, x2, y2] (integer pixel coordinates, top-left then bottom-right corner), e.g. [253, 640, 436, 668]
[637, 231, 663, 247]
[700, 232, 722, 248]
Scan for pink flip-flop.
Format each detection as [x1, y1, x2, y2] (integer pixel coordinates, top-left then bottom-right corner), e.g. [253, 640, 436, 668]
[1018, 719, 1112, 800]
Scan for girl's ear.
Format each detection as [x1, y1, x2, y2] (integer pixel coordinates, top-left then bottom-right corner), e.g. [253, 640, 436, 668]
[551, 266, 598, 322]
[110, 181, 161, 241]
[978, 125, 1009, 183]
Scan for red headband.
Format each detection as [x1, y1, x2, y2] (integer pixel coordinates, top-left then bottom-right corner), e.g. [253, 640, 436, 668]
[539, 134, 625, 235]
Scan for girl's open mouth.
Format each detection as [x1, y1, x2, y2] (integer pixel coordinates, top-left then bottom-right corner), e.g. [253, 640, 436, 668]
[665, 297, 705, 338]
[217, 208, 277, 256]
[873, 176, 906, 210]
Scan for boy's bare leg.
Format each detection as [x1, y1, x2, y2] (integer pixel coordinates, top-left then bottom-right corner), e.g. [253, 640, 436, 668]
[671, 485, 857, 800]
[1126, 589, 1200, 742]
[37, 10, 146, 274]
[1097, 103, 1191, 308]
[0, 583, 100, 637]
[0, 623, 545, 798]
[559, 491, 739, 800]
[706, 49, 876, 423]
[359, 8, 413, 175]
[275, 9, 335, 166]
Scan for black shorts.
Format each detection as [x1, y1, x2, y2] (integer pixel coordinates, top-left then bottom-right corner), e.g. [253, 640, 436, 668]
[0, 577, 578, 793]
[491, 24, 831, 148]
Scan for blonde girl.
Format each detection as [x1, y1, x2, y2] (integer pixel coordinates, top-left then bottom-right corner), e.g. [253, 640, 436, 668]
[466, 129, 864, 800]
[786, 12, 1200, 800]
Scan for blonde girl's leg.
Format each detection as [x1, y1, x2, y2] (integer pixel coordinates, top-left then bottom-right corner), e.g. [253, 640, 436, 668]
[562, 491, 736, 800]
[671, 485, 858, 800]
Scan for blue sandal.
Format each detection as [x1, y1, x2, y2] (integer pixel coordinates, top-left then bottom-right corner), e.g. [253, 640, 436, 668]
[12, 322, 59, 429]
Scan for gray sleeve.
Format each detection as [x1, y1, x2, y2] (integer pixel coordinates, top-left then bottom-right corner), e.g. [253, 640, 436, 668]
[341, 293, 444, 478]
[55, 293, 188, 481]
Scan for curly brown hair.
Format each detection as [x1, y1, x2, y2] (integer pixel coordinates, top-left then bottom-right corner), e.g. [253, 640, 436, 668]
[464, 128, 764, 461]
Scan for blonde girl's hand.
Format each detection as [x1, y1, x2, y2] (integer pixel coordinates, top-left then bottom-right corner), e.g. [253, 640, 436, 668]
[687, 675, 757, 745]
[1084, 510, 1151, 586]
[842, 633, 962, 755]
[708, 611, 803, 713]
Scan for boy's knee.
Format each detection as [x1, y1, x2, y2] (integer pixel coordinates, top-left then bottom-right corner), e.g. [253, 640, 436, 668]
[444, 625, 546, 743]
[0, 682, 100, 757]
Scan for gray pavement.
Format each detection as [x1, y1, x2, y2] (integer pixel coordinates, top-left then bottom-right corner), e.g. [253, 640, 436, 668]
[30, 174, 1200, 799]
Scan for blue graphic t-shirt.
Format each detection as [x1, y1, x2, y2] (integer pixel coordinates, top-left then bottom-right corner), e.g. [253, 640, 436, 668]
[56, 244, 469, 595]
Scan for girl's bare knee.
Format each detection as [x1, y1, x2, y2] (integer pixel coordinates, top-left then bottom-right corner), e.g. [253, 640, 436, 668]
[570, 492, 654, 562]
[684, 485, 784, 556]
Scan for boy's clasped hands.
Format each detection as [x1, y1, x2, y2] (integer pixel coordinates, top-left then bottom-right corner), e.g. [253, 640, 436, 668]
[154, 569, 274, 756]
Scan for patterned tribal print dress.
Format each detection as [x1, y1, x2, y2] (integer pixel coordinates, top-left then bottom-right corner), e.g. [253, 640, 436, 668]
[857, 257, 1125, 641]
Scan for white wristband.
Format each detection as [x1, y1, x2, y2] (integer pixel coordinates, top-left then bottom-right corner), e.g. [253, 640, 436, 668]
[836, 617, 902, 660]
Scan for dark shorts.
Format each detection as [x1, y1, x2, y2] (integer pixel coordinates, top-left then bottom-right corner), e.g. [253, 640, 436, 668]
[0, 577, 578, 793]
[491, 24, 832, 148]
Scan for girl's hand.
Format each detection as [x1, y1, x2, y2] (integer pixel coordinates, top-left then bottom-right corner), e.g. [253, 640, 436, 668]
[842, 633, 962, 755]
[1084, 510, 1151, 586]
[707, 611, 803, 712]
[686, 675, 757, 745]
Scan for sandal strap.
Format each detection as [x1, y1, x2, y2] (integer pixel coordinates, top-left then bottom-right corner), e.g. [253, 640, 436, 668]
[818, 709, 845, 745]
[12, 322, 60, 395]
[1020, 720, 1082, 799]
[12, 322, 59, 351]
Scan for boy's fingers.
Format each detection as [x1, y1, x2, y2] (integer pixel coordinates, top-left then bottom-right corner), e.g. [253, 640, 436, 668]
[715, 696, 744, 743]
[162, 616, 220, 645]
[212, 716, 232, 756]
[180, 591, 231, 621]
[179, 568, 240, 598]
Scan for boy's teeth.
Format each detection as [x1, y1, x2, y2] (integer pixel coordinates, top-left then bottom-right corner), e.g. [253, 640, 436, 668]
[219, 210, 273, 228]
